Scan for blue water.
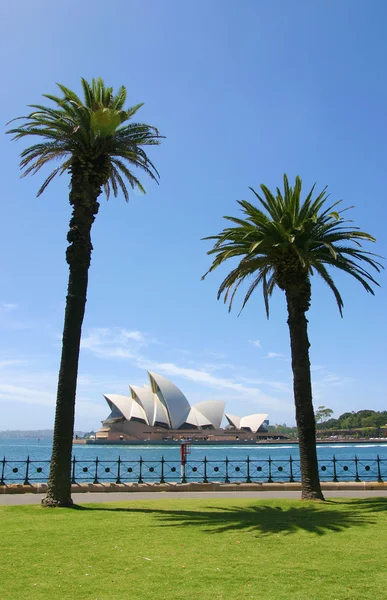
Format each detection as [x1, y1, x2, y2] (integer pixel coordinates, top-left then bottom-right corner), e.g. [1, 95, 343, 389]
[1, 438, 387, 484]
[1, 438, 387, 462]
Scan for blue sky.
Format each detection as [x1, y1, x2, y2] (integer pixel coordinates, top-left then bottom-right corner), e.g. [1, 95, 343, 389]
[1, 0, 386, 431]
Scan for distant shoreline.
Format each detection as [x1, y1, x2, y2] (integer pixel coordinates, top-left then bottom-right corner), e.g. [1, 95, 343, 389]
[2, 434, 386, 445]
[73, 437, 387, 446]
[0, 431, 84, 440]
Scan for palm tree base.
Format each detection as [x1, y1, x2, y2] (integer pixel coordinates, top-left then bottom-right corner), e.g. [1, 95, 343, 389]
[301, 490, 325, 501]
[41, 494, 74, 508]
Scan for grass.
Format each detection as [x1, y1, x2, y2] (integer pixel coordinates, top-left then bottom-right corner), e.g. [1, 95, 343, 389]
[1, 497, 387, 600]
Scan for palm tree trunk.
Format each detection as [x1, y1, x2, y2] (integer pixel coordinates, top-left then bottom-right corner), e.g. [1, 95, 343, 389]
[42, 167, 100, 507]
[42, 266, 88, 506]
[285, 285, 325, 501]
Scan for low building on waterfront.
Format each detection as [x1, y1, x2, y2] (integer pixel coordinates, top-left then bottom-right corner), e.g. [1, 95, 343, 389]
[95, 371, 285, 443]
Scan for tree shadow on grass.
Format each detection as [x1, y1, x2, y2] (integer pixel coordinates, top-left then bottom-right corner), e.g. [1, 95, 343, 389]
[327, 497, 387, 513]
[73, 497, 386, 536]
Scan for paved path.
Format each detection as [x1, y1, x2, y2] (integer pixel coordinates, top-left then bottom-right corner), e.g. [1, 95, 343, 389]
[1, 490, 387, 505]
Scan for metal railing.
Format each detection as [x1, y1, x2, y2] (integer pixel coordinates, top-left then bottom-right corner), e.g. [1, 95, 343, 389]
[0, 455, 386, 485]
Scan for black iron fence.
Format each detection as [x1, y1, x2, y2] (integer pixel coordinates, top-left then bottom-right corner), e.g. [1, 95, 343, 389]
[1, 455, 386, 485]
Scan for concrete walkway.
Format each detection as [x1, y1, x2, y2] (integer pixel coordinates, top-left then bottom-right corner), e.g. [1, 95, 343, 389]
[1, 489, 387, 505]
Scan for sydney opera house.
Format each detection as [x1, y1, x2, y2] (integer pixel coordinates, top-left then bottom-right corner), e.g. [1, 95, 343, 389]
[95, 371, 274, 442]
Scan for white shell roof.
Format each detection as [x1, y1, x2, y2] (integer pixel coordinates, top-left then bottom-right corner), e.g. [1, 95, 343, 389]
[131, 400, 149, 423]
[240, 414, 268, 433]
[103, 394, 148, 424]
[193, 401, 225, 429]
[148, 371, 191, 429]
[225, 414, 241, 429]
[153, 396, 171, 427]
[129, 385, 155, 426]
[226, 413, 268, 433]
[103, 372, 268, 432]
[185, 406, 213, 428]
[103, 394, 133, 421]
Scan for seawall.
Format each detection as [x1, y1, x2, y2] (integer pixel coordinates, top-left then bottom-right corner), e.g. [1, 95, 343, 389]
[1, 481, 387, 494]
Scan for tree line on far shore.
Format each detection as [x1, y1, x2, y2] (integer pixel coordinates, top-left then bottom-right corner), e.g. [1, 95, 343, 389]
[318, 409, 387, 434]
[269, 409, 387, 439]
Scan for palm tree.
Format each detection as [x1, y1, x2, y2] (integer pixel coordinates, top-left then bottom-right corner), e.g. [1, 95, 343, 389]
[8, 78, 162, 506]
[203, 175, 382, 500]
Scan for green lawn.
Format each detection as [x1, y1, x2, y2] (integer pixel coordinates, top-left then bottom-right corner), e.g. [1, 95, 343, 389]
[1, 498, 386, 600]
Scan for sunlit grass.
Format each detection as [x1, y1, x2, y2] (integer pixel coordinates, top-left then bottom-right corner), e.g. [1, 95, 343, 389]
[2, 498, 386, 599]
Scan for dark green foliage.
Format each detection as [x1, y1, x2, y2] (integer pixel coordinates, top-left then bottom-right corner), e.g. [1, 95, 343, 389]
[266, 424, 298, 438]
[315, 406, 334, 424]
[7, 77, 162, 199]
[203, 175, 382, 318]
[321, 410, 387, 431]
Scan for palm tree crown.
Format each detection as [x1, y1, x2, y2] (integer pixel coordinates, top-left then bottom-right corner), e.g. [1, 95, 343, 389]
[203, 174, 382, 316]
[7, 77, 162, 198]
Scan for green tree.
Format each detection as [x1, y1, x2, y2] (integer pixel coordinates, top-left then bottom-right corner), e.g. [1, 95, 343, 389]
[8, 78, 162, 506]
[315, 406, 334, 425]
[203, 174, 382, 500]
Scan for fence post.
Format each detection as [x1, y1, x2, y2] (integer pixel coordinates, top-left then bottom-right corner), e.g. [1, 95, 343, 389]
[181, 460, 187, 484]
[116, 456, 121, 484]
[225, 456, 230, 483]
[93, 456, 99, 484]
[377, 454, 382, 482]
[160, 456, 165, 483]
[24, 456, 30, 485]
[71, 456, 76, 483]
[333, 455, 338, 482]
[203, 456, 208, 483]
[246, 456, 251, 483]
[268, 456, 273, 483]
[289, 455, 294, 483]
[0, 456, 5, 485]
[354, 455, 360, 482]
[139, 457, 143, 483]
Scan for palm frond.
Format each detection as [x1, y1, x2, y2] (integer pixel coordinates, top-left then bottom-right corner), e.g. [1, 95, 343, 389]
[7, 77, 162, 200]
[108, 165, 128, 201]
[37, 160, 71, 196]
[312, 262, 344, 316]
[203, 174, 383, 317]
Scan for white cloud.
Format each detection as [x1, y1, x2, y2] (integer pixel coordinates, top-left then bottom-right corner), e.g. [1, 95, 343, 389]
[203, 350, 228, 360]
[81, 327, 154, 359]
[0, 359, 27, 368]
[265, 352, 286, 359]
[1, 303, 18, 311]
[0, 302, 33, 331]
[188, 361, 236, 373]
[0, 361, 123, 429]
[0, 382, 55, 407]
[322, 374, 355, 385]
[249, 339, 262, 348]
[311, 367, 356, 402]
[238, 376, 291, 394]
[0, 354, 292, 427]
[133, 358, 291, 412]
[121, 330, 145, 342]
[80, 326, 292, 413]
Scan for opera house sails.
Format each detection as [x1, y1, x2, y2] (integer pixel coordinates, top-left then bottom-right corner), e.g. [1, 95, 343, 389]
[96, 371, 271, 442]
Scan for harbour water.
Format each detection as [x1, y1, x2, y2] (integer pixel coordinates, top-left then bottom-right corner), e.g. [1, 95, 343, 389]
[1, 437, 387, 462]
[1, 438, 387, 484]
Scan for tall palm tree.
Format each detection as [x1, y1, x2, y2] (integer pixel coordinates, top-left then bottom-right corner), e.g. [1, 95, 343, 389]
[8, 78, 162, 506]
[203, 175, 382, 500]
